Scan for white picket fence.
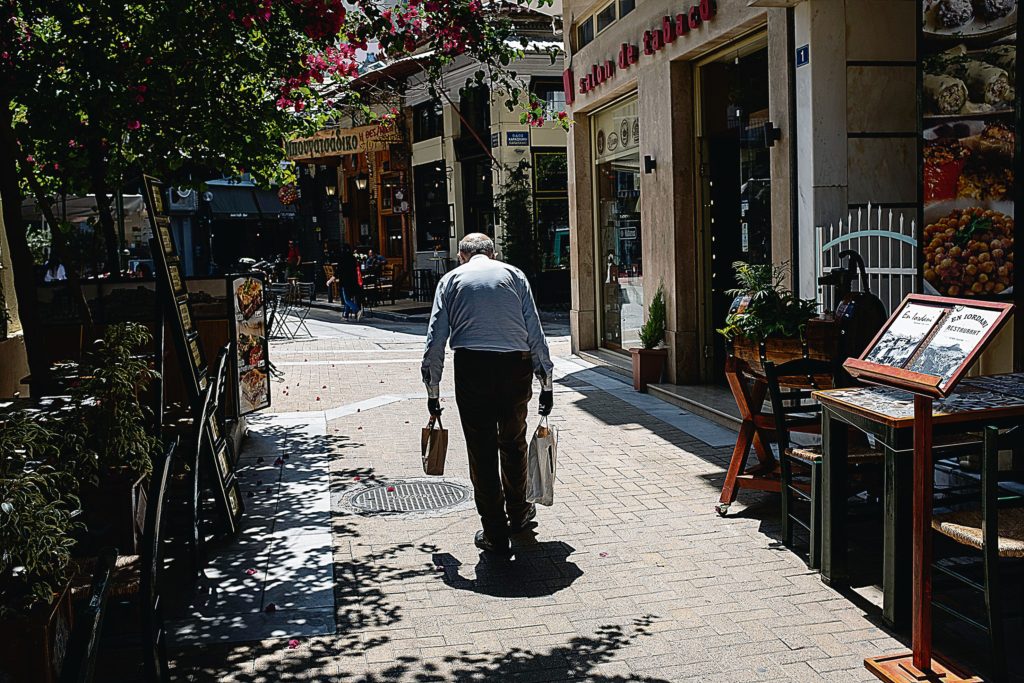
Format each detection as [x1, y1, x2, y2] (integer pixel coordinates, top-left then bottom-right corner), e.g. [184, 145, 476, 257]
[816, 203, 918, 315]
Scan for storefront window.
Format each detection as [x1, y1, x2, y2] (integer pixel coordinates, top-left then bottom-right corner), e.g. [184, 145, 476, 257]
[412, 102, 444, 142]
[413, 163, 449, 251]
[576, 18, 594, 48]
[533, 150, 569, 271]
[593, 98, 642, 350]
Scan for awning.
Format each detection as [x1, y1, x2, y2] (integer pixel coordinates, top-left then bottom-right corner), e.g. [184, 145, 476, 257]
[21, 194, 146, 223]
[205, 183, 287, 220]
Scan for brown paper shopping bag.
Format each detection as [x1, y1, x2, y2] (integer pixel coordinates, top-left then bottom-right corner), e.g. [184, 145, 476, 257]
[421, 416, 448, 476]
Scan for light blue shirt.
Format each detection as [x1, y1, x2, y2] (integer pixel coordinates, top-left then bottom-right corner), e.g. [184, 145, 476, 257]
[422, 254, 554, 397]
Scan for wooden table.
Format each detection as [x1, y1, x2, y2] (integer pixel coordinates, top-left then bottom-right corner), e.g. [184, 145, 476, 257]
[715, 357, 782, 515]
[815, 376, 1024, 677]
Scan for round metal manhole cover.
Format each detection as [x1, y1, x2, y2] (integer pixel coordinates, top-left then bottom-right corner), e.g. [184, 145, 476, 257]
[346, 479, 472, 515]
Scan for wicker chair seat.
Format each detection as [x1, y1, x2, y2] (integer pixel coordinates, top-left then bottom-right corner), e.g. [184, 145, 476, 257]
[932, 507, 1024, 558]
[785, 444, 882, 464]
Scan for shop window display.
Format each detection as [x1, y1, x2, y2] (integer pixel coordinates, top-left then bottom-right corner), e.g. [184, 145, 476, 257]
[593, 98, 642, 350]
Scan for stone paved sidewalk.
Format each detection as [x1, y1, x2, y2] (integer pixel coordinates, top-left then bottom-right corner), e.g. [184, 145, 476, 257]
[171, 314, 905, 682]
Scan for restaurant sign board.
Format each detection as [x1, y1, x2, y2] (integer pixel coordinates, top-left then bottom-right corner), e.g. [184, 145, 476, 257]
[285, 123, 404, 161]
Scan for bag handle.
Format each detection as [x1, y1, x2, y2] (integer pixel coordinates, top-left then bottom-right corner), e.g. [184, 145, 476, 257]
[427, 415, 443, 430]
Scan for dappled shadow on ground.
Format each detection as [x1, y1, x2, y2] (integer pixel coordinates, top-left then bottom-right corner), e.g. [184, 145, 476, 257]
[433, 537, 582, 599]
[171, 616, 670, 683]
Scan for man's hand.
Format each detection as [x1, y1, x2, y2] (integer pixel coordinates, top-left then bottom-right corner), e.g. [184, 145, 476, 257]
[538, 390, 553, 416]
[428, 398, 443, 417]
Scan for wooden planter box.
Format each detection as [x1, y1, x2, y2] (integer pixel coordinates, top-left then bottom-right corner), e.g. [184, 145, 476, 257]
[0, 584, 73, 683]
[630, 348, 668, 392]
[728, 317, 840, 385]
[79, 471, 148, 555]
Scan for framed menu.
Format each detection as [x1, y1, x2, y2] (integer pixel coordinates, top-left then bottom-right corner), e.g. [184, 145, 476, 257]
[227, 273, 271, 416]
[845, 293, 1014, 397]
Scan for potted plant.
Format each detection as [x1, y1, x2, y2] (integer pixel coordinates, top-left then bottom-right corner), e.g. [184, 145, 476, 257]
[0, 415, 83, 683]
[631, 284, 668, 392]
[717, 261, 835, 378]
[73, 323, 160, 554]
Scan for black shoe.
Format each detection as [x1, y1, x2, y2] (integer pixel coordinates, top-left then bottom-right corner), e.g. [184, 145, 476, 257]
[509, 505, 537, 534]
[474, 530, 511, 556]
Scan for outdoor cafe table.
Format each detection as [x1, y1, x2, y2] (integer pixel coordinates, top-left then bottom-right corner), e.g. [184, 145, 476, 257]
[813, 375, 1024, 631]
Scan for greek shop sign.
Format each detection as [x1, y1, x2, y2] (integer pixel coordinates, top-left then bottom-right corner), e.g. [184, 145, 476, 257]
[563, 0, 717, 104]
[285, 124, 403, 161]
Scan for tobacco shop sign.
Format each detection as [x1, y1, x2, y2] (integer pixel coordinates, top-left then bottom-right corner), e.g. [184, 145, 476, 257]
[563, 0, 717, 105]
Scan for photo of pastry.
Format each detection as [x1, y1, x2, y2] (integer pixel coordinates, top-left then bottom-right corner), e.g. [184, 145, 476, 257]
[237, 332, 265, 369]
[923, 0, 1017, 41]
[239, 367, 268, 413]
[234, 277, 264, 321]
[922, 203, 1014, 297]
[923, 45, 1016, 117]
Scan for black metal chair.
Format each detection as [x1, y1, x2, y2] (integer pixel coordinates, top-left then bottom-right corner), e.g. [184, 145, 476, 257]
[763, 359, 882, 568]
[930, 425, 1024, 681]
[61, 547, 117, 683]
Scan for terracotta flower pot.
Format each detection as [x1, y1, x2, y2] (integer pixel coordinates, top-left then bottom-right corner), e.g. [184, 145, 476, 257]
[630, 348, 668, 392]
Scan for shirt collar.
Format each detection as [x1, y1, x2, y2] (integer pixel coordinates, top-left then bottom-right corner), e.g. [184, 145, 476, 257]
[469, 254, 490, 262]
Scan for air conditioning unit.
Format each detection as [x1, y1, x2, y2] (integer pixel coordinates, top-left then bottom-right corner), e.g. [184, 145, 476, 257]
[167, 187, 198, 213]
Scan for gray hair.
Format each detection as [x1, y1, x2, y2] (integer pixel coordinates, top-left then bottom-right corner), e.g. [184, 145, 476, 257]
[458, 233, 495, 257]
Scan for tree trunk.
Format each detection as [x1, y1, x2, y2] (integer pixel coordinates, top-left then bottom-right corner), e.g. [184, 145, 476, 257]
[85, 137, 121, 276]
[0, 105, 49, 387]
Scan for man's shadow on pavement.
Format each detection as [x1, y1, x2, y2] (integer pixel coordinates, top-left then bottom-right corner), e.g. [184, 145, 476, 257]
[432, 535, 583, 598]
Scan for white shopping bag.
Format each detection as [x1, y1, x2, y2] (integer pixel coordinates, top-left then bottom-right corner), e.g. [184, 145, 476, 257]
[526, 417, 558, 506]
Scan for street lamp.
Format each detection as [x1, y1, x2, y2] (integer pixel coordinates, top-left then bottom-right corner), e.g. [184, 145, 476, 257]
[354, 173, 369, 191]
[325, 183, 337, 197]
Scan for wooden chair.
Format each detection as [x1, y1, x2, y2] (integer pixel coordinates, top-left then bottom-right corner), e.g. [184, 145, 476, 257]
[71, 438, 177, 682]
[763, 359, 882, 568]
[323, 264, 339, 302]
[378, 264, 396, 306]
[61, 547, 117, 683]
[930, 425, 1024, 681]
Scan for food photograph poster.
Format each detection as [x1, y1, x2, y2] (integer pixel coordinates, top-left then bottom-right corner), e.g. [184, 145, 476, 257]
[231, 275, 270, 415]
[921, 0, 1019, 301]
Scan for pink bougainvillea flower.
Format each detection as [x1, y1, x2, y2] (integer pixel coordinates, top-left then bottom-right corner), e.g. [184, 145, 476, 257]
[598, 552, 609, 558]
[245, 568, 257, 575]
[353, 476, 361, 481]
[266, 487, 272, 494]
[322, 385, 327, 389]
[127, 120, 141, 130]
[315, 396, 320, 401]
[287, 639, 300, 649]
[274, 457, 284, 466]
[386, 486, 396, 493]
[265, 603, 277, 613]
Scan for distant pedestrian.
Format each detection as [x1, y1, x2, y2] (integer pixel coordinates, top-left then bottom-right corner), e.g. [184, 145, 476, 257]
[422, 233, 553, 556]
[44, 256, 66, 282]
[286, 240, 302, 278]
[338, 244, 362, 321]
[362, 248, 386, 274]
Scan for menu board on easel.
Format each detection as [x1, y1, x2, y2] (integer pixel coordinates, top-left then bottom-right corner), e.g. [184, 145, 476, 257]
[845, 293, 1014, 397]
[227, 273, 271, 416]
[144, 175, 241, 532]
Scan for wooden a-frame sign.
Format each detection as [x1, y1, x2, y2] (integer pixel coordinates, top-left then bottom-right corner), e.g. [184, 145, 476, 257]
[844, 294, 1014, 398]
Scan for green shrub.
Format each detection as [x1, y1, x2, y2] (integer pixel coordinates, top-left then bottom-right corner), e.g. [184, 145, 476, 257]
[639, 284, 667, 350]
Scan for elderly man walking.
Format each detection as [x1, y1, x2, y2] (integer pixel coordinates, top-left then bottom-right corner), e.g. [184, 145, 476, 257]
[422, 233, 554, 555]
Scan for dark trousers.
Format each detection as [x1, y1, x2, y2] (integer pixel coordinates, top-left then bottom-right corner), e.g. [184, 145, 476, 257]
[454, 349, 533, 540]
